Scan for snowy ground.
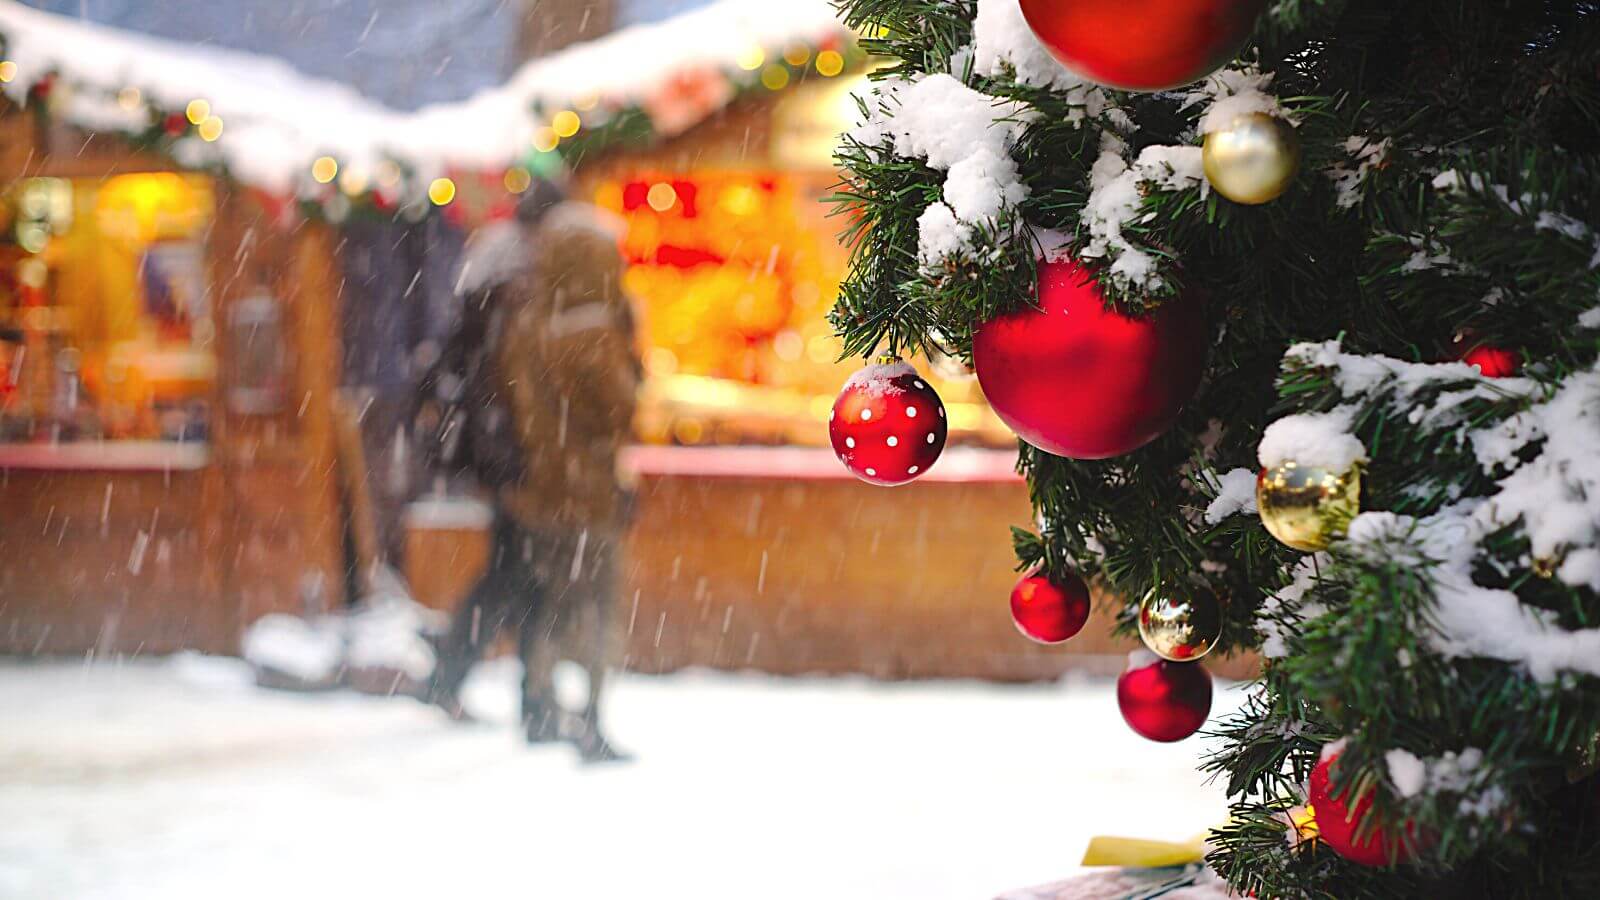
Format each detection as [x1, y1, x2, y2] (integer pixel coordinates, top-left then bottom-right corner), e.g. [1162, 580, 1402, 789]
[0, 657, 1245, 900]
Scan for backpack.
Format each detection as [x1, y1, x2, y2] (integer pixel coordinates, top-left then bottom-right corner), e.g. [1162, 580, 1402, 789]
[410, 285, 525, 490]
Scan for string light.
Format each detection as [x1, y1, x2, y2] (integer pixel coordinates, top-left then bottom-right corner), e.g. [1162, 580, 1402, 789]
[338, 166, 369, 195]
[0, 61, 16, 83]
[551, 109, 581, 138]
[736, 45, 765, 71]
[646, 182, 677, 212]
[428, 177, 456, 206]
[198, 115, 224, 141]
[816, 50, 844, 77]
[311, 156, 338, 184]
[532, 126, 559, 153]
[574, 92, 600, 112]
[185, 99, 210, 125]
[117, 86, 142, 110]
[503, 167, 532, 194]
[760, 65, 790, 91]
[783, 45, 811, 66]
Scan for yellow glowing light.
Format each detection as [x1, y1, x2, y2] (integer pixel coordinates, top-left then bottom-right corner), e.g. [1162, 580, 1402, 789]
[311, 156, 338, 184]
[428, 177, 456, 206]
[574, 92, 600, 111]
[503, 166, 532, 194]
[338, 166, 370, 195]
[646, 182, 677, 212]
[185, 99, 210, 125]
[197, 115, 224, 142]
[532, 126, 560, 153]
[718, 184, 759, 217]
[783, 45, 811, 67]
[0, 61, 16, 83]
[760, 65, 790, 91]
[736, 45, 765, 71]
[551, 109, 581, 138]
[117, 86, 142, 110]
[816, 50, 845, 77]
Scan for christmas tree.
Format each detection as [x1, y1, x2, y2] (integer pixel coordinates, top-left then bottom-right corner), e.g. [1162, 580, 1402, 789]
[827, 1, 1600, 896]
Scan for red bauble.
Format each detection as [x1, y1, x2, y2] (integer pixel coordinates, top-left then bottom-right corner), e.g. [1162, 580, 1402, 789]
[163, 113, 189, 136]
[972, 260, 1206, 459]
[1018, 0, 1268, 91]
[1117, 652, 1212, 742]
[1308, 750, 1414, 867]
[1462, 345, 1520, 378]
[829, 359, 947, 486]
[1010, 568, 1092, 644]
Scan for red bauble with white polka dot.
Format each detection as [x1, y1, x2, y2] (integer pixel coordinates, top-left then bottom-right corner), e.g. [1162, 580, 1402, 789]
[829, 357, 947, 486]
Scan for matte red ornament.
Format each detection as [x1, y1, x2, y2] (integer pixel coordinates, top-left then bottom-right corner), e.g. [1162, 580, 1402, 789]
[1018, 0, 1268, 91]
[1116, 652, 1212, 742]
[1309, 750, 1414, 867]
[829, 359, 947, 486]
[973, 260, 1206, 459]
[1010, 568, 1092, 644]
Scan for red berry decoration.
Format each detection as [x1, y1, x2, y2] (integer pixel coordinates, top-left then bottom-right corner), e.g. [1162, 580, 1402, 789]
[1116, 651, 1212, 742]
[972, 260, 1206, 460]
[829, 357, 947, 486]
[1308, 749, 1414, 867]
[1018, 0, 1268, 92]
[1010, 568, 1092, 644]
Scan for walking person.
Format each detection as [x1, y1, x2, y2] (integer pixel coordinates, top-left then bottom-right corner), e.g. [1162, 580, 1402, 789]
[416, 175, 639, 762]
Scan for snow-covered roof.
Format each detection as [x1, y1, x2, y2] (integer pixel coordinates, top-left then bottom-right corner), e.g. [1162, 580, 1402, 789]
[0, 0, 850, 196]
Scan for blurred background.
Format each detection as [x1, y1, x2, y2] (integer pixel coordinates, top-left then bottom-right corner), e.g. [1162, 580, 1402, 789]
[0, 2, 1244, 897]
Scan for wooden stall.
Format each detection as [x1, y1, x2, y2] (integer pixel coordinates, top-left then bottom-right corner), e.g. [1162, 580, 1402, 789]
[0, 106, 346, 655]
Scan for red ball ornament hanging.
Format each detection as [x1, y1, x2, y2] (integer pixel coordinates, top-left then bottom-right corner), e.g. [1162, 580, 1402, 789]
[1116, 651, 1212, 742]
[972, 260, 1206, 459]
[163, 113, 189, 136]
[1010, 567, 1092, 644]
[1018, 0, 1269, 92]
[1308, 749, 1415, 867]
[829, 357, 947, 486]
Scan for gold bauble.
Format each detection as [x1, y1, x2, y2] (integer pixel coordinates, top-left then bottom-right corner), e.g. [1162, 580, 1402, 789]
[1202, 112, 1301, 205]
[1256, 461, 1361, 552]
[1137, 588, 1222, 662]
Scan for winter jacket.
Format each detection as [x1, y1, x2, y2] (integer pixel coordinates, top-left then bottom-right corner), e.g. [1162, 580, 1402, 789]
[493, 202, 640, 535]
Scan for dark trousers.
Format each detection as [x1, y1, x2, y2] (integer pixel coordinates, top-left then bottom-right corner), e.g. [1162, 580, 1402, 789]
[430, 513, 618, 739]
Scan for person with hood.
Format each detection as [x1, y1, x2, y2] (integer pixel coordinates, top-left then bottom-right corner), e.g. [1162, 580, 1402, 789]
[417, 175, 639, 762]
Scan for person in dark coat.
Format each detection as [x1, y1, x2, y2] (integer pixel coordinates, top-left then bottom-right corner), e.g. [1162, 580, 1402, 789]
[419, 176, 639, 762]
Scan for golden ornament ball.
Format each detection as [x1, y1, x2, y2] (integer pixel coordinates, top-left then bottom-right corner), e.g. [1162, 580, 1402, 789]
[1137, 587, 1222, 662]
[1202, 112, 1300, 205]
[1256, 461, 1361, 552]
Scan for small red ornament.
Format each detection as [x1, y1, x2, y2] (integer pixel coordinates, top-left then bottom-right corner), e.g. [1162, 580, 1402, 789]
[1010, 568, 1092, 644]
[1117, 651, 1212, 742]
[1308, 749, 1414, 867]
[972, 260, 1206, 459]
[1461, 345, 1520, 378]
[1018, 0, 1268, 91]
[163, 113, 189, 136]
[829, 358, 947, 486]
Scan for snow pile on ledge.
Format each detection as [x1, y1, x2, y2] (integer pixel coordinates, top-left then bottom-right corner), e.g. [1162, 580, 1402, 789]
[0, 0, 848, 193]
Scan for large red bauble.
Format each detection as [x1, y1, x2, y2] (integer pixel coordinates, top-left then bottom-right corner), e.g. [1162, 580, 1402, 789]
[1018, 0, 1267, 92]
[1308, 751, 1414, 867]
[829, 359, 947, 486]
[973, 261, 1206, 459]
[1010, 568, 1092, 644]
[1116, 652, 1212, 742]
